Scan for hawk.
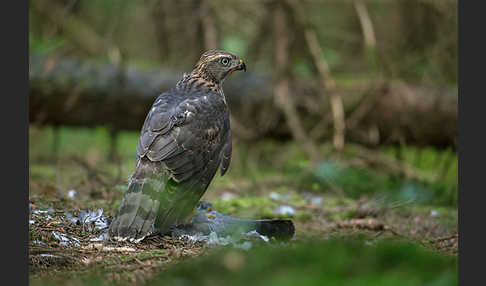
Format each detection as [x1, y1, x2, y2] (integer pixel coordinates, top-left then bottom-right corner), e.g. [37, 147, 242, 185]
[108, 50, 246, 241]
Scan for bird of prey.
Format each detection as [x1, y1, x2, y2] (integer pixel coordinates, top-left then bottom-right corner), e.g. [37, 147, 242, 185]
[108, 50, 246, 242]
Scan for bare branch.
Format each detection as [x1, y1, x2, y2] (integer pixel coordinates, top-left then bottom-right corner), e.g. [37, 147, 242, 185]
[31, 1, 107, 56]
[273, 3, 321, 162]
[287, 0, 346, 151]
[353, 0, 377, 49]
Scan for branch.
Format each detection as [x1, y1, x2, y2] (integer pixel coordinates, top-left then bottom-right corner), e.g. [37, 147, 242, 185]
[353, 0, 376, 49]
[353, 0, 381, 73]
[273, 3, 321, 162]
[31, 1, 107, 56]
[287, 0, 346, 151]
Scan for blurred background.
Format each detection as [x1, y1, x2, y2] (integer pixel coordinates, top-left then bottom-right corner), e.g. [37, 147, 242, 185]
[29, 0, 458, 284]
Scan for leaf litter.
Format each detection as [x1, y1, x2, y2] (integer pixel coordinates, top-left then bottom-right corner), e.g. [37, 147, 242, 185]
[29, 205, 287, 283]
[29, 183, 457, 285]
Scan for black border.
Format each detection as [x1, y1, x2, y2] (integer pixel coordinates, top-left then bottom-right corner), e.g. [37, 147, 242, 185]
[2, 0, 29, 285]
[458, 1, 482, 285]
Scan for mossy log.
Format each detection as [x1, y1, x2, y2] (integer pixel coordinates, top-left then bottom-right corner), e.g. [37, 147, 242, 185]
[29, 53, 457, 149]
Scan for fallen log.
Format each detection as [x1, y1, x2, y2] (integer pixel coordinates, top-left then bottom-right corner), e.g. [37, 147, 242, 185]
[29, 53, 273, 131]
[29, 53, 457, 149]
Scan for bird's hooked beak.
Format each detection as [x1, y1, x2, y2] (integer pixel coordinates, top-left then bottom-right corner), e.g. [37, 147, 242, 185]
[236, 59, 246, 72]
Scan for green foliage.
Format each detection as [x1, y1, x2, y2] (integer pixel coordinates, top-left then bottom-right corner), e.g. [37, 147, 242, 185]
[28, 0, 457, 85]
[321, 46, 341, 70]
[30, 239, 457, 286]
[383, 146, 458, 206]
[29, 126, 457, 286]
[292, 58, 314, 79]
[29, 6, 65, 54]
[299, 159, 456, 207]
[29, 126, 457, 207]
[149, 238, 457, 286]
[138, 250, 166, 259]
[31, 272, 108, 286]
[221, 36, 247, 59]
[29, 126, 112, 161]
[29, 32, 65, 54]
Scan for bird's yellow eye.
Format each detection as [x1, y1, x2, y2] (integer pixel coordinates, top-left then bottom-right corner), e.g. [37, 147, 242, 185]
[220, 57, 230, 66]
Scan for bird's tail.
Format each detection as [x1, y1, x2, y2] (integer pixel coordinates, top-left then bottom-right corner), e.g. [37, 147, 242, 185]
[108, 174, 166, 242]
[176, 202, 296, 241]
[108, 171, 204, 242]
[253, 219, 295, 241]
[221, 217, 295, 241]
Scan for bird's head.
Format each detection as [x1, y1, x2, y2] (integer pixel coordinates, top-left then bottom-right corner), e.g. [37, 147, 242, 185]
[191, 49, 246, 84]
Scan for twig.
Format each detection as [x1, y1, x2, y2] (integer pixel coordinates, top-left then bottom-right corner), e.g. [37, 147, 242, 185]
[346, 146, 437, 182]
[345, 81, 386, 130]
[353, 0, 376, 49]
[31, 1, 107, 56]
[287, 0, 346, 151]
[427, 234, 458, 243]
[384, 226, 407, 238]
[273, 2, 321, 162]
[246, 9, 272, 63]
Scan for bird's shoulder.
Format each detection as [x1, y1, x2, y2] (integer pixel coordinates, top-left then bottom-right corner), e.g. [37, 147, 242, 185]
[137, 88, 229, 162]
[143, 88, 226, 131]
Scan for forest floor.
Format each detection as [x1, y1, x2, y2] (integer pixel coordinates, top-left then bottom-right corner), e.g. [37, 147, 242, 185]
[28, 126, 458, 285]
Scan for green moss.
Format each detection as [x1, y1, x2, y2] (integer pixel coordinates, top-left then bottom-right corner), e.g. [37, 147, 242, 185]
[212, 197, 277, 219]
[29, 126, 457, 207]
[327, 209, 358, 222]
[138, 250, 166, 259]
[323, 197, 355, 208]
[30, 238, 457, 286]
[147, 238, 457, 286]
[296, 212, 312, 222]
[29, 165, 57, 180]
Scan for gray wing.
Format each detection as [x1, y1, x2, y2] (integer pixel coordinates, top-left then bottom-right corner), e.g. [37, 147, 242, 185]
[219, 116, 232, 176]
[135, 89, 231, 232]
[109, 89, 232, 241]
[136, 89, 231, 182]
